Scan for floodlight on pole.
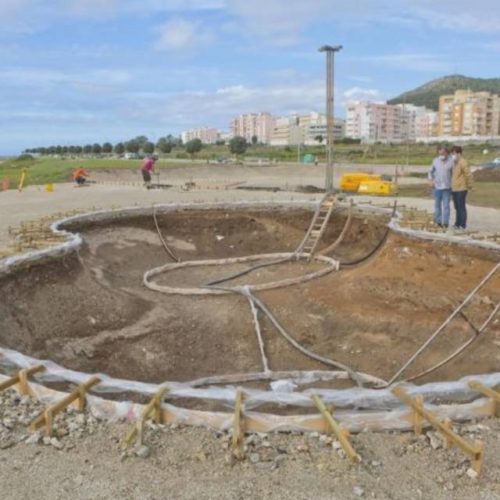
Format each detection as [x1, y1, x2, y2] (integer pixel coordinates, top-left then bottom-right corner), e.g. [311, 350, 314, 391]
[319, 44, 342, 192]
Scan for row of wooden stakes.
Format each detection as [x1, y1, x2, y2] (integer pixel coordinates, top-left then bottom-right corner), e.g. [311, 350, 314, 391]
[0, 365, 498, 475]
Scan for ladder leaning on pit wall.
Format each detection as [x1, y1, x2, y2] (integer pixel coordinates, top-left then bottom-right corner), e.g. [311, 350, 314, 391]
[296, 192, 337, 260]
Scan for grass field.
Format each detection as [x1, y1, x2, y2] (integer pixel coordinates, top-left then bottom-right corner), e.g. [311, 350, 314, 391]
[1, 143, 500, 191]
[0, 157, 196, 187]
[398, 182, 500, 209]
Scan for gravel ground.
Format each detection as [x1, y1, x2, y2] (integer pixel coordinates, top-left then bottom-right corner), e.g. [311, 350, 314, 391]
[1, 388, 500, 499]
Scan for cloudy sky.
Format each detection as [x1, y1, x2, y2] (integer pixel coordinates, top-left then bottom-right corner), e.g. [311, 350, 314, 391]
[1, 0, 499, 154]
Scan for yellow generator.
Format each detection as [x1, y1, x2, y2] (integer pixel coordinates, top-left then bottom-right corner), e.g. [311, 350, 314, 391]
[340, 173, 378, 192]
[340, 173, 398, 196]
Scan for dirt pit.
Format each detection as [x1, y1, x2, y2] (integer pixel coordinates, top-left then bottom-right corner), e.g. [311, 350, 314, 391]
[0, 207, 499, 393]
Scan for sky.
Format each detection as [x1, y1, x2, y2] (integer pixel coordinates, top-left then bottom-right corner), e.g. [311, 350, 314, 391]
[1, 0, 499, 154]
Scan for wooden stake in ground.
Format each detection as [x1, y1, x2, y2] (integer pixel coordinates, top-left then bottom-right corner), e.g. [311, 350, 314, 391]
[311, 394, 360, 463]
[0, 365, 46, 397]
[392, 386, 484, 474]
[122, 386, 168, 449]
[231, 389, 245, 460]
[30, 376, 100, 436]
[468, 380, 500, 417]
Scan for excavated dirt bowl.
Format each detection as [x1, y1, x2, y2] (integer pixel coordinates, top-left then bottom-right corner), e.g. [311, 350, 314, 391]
[0, 203, 499, 425]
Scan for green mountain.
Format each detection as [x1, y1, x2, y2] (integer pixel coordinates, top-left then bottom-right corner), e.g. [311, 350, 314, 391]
[388, 75, 500, 111]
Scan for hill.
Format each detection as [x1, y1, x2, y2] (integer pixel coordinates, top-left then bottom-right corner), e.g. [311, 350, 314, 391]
[388, 75, 500, 110]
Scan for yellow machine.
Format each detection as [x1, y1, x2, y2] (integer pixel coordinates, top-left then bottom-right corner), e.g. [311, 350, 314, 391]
[340, 172, 398, 196]
[340, 173, 378, 192]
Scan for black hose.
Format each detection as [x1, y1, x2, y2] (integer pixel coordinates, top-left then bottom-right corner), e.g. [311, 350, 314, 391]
[338, 201, 397, 268]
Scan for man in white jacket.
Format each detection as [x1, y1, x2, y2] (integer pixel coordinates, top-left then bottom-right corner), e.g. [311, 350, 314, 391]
[428, 147, 454, 228]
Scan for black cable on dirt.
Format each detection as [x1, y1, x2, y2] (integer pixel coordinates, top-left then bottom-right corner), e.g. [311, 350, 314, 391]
[204, 256, 293, 287]
[206, 284, 367, 388]
[152, 204, 180, 262]
[337, 200, 397, 268]
[204, 200, 346, 287]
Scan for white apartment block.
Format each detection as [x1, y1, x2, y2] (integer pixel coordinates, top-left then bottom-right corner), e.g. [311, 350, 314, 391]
[346, 101, 436, 143]
[230, 112, 274, 144]
[181, 127, 219, 144]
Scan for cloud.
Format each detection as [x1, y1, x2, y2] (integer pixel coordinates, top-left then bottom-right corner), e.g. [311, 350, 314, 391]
[60, 0, 119, 18]
[343, 87, 383, 100]
[0, 67, 132, 93]
[154, 18, 214, 51]
[355, 53, 452, 72]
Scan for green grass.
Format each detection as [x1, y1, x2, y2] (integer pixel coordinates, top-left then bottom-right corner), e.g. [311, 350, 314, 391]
[398, 182, 500, 209]
[2, 141, 500, 188]
[0, 157, 199, 187]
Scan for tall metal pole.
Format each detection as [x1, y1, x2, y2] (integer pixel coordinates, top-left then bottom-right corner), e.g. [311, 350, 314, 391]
[319, 45, 342, 192]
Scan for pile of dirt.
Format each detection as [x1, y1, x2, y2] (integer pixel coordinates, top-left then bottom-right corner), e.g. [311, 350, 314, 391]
[473, 167, 500, 182]
[295, 185, 326, 194]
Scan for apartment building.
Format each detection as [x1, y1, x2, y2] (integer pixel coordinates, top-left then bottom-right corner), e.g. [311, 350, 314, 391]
[438, 90, 500, 137]
[230, 112, 274, 144]
[270, 112, 345, 146]
[346, 101, 436, 142]
[181, 127, 219, 144]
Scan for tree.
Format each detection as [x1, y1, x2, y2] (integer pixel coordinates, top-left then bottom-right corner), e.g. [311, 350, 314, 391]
[92, 143, 102, 154]
[143, 141, 155, 154]
[102, 142, 113, 154]
[185, 138, 203, 158]
[125, 140, 140, 153]
[156, 138, 172, 154]
[314, 135, 324, 144]
[83, 144, 92, 155]
[251, 135, 258, 145]
[55, 145, 62, 155]
[229, 136, 247, 156]
[61, 146, 69, 154]
[75, 145, 83, 154]
[114, 142, 125, 155]
[215, 139, 225, 146]
[134, 135, 149, 148]
[165, 134, 182, 146]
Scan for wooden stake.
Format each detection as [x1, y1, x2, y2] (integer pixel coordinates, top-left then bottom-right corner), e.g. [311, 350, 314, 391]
[30, 376, 100, 436]
[414, 395, 424, 435]
[231, 389, 245, 460]
[0, 365, 45, 396]
[311, 394, 360, 463]
[122, 386, 168, 449]
[392, 386, 484, 474]
[468, 380, 500, 417]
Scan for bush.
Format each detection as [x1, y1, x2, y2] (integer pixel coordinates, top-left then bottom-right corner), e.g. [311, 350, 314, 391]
[15, 154, 35, 162]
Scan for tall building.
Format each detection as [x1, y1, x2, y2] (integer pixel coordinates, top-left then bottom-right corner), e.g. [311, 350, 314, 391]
[269, 112, 344, 146]
[346, 101, 436, 143]
[181, 127, 219, 144]
[438, 90, 500, 137]
[230, 112, 274, 144]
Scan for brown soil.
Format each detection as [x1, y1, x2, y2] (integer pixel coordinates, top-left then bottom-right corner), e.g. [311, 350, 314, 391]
[1, 207, 499, 389]
[473, 167, 500, 182]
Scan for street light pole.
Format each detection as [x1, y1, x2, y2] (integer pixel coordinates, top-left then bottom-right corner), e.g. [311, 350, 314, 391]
[319, 45, 342, 192]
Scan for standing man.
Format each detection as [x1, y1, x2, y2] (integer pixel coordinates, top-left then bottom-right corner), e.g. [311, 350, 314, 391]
[428, 147, 454, 228]
[141, 155, 156, 188]
[451, 145, 473, 230]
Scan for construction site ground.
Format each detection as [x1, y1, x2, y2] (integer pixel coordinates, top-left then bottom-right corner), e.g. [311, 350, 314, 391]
[1, 164, 500, 499]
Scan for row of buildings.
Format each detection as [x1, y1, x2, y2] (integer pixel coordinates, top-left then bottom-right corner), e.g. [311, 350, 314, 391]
[181, 89, 500, 145]
[181, 112, 346, 146]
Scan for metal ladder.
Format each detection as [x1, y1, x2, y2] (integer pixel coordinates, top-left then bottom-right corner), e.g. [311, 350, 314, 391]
[296, 193, 337, 259]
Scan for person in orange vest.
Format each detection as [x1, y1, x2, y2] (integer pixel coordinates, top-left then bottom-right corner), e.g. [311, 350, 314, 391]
[73, 167, 89, 186]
